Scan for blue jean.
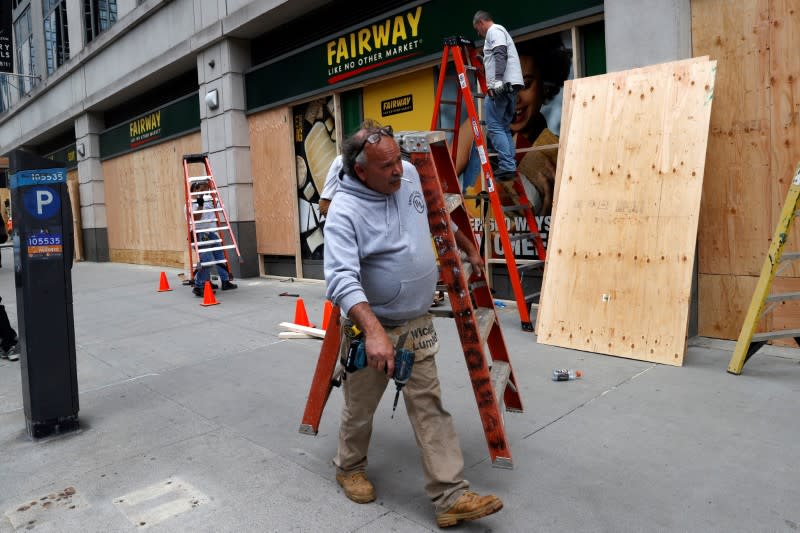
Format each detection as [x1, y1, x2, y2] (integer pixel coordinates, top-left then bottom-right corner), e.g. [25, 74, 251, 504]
[195, 232, 229, 288]
[484, 88, 517, 173]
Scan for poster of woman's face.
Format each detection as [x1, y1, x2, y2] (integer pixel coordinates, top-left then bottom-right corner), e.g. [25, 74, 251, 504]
[449, 30, 573, 260]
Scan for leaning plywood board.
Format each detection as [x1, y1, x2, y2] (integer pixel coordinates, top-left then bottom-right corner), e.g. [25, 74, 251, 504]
[537, 58, 717, 366]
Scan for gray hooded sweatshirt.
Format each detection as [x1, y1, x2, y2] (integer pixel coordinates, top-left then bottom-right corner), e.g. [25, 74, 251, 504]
[324, 161, 437, 326]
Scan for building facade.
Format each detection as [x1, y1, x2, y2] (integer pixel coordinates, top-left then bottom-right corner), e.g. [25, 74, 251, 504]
[5, 1, 791, 343]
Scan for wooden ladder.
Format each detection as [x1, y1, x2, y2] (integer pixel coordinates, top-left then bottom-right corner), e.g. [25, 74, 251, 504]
[728, 162, 800, 374]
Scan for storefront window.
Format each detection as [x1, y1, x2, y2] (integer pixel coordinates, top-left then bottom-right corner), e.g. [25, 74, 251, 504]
[14, 6, 37, 96]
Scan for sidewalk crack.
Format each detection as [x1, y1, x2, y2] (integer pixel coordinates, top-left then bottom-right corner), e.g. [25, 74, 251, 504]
[521, 365, 655, 440]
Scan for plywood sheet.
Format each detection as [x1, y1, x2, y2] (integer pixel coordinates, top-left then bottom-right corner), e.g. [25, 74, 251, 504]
[698, 273, 760, 339]
[104, 133, 200, 268]
[769, 0, 800, 277]
[249, 107, 298, 256]
[692, 0, 772, 277]
[537, 58, 717, 366]
[67, 170, 83, 261]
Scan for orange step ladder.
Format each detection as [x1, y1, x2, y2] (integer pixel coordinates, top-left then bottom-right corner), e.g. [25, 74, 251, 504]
[299, 131, 522, 468]
[432, 36, 546, 332]
[182, 153, 242, 283]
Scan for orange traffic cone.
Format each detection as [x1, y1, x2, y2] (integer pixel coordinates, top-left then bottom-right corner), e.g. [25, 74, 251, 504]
[321, 300, 333, 330]
[200, 281, 219, 306]
[157, 271, 172, 292]
[294, 298, 315, 328]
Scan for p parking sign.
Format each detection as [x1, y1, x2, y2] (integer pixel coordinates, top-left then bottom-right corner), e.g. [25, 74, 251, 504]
[23, 186, 61, 220]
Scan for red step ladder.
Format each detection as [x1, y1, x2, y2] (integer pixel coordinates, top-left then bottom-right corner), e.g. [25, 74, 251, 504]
[182, 153, 242, 282]
[299, 131, 522, 468]
[432, 36, 546, 332]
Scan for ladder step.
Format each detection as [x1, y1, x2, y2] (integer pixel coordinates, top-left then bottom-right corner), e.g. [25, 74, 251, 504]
[765, 292, 800, 302]
[517, 260, 545, 272]
[752, 328, 800, 342]
[183, 153, 208, 164]
[429, 306, 454, 318]
[780, 252, 800, 262]
[194, 208, 223, 214]
[508, 233, 538, 243]
[490, 361, 511, 408]
[524, 291, 541, 303]
[475, 307, 496, 345]
[196, 239, 223, 246]
[463, 260, 473, 280]
[196, 226, 230, 233]
[199, 259, 229, 267]
[187, 175, 213, 183]
[195, 245, 236, 253]
[444, 194, 462, 213]
[190, 190, 219, 197]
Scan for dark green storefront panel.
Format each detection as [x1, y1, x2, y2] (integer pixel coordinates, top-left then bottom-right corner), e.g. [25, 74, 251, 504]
[341, 89, 364, 137]
[46, 144, 78, 170]
[246, 0, 603, 112]
[582, 21, 607, 77]
[99, 95, 200, 160]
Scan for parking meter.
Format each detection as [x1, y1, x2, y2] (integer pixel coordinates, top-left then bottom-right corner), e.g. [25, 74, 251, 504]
[9, 149, 78, 439]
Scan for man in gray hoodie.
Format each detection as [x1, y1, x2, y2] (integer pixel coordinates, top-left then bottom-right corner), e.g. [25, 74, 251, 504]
[324, 122, 503, 528]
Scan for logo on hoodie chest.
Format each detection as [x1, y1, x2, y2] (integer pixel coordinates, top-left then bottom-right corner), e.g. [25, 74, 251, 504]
[409, 191, 425, 213]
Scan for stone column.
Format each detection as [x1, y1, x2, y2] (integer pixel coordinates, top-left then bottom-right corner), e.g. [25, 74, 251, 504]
[197, 38, 258, 278]
[74, 112, 109, 261]
[604, 0, 692, 72]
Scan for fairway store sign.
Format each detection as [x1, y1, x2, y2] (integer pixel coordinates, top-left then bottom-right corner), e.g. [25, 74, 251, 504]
[100, 95, 200, 159]
[245, 0, 603, 112]
[325, 6, 422, 84]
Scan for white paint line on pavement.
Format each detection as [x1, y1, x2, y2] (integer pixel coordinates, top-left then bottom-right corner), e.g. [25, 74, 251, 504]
[82, 373, 161, 394]
[113, 478, 209, 529]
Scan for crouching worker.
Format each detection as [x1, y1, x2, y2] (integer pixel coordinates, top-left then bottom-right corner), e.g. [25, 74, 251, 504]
[323, 120, 502, 529]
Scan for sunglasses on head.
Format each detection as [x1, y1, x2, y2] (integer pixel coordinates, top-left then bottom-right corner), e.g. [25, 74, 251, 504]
[355, 126, 394, 159]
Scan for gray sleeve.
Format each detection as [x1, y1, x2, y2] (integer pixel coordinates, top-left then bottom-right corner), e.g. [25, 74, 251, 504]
[323, 208, 368, 315]
[493, 45, 508, 80]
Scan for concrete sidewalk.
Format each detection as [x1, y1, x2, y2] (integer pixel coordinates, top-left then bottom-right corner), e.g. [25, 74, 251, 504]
[0, 254, 798, 532]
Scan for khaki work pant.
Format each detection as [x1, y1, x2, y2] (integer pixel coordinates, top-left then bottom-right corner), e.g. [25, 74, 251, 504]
[334, 314, 469, 513]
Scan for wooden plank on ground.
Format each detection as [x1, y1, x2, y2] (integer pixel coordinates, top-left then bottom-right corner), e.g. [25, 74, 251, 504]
[278, 322, 326, 339]
[537, 57, 717, 366]
[279, 331, 316, 339]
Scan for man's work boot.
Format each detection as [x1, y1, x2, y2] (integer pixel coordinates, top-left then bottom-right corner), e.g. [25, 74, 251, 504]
[336, 472, 376, 504]
[436, 490, 503, 528]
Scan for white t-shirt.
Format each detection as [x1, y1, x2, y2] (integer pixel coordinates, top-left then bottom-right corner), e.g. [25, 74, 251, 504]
[320, 155, 343, 201]
[483, 23, 523, 86]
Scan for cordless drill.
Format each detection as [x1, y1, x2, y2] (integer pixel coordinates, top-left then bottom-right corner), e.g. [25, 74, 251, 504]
[345, 329, 415, 418]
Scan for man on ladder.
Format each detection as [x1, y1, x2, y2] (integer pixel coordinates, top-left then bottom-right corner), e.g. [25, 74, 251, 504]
[190, 180, 238, 296]
[472, 10, 523, 182]
[324, 122, 502, 528]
